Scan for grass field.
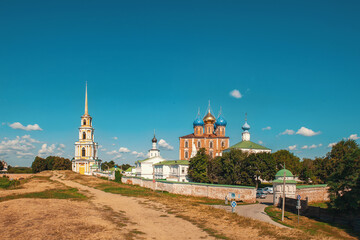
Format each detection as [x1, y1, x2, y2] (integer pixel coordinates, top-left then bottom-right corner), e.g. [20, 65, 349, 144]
[265, 205, 359, 239]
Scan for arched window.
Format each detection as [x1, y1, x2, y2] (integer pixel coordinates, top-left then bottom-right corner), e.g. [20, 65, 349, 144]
[83, 119, 86, 125]
[197, 140, 201, 148]
[82, 132, 86, 139]
[209, 150, 213, 158]
[185, 151, 188, 159]
[185, 141, 188, 148]
[82, 148, 86, 157]
[209, 141, 213, 148]
[221, 141, 225, 148]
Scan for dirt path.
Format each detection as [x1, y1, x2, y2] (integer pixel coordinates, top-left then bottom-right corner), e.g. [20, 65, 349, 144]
[52, 172, 214, 240]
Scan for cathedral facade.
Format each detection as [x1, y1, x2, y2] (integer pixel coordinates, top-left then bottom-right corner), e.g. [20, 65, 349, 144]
[72, 84, 101, 175]
[179, 105, 230, 160]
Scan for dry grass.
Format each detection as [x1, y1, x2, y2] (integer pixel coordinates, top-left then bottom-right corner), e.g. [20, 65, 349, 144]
[63, 171, 341, 240]
[0, 198, 127, 240]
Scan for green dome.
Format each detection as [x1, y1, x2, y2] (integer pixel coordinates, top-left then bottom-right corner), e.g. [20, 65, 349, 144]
[275, 169, 293, 177]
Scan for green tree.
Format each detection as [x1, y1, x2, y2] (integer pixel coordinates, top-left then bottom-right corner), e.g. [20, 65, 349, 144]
[114, 170, 122, 182]
[31, 156, 47, 173]
[216, 149, 247, 185]
[299, 158, 316, 184]
[327, 140, 360, 213]
[272, 150, 301, 175]
[46, 156, 56, 170]
[0, 161, 3, 171]
[52, 157, 72, 170]
[101, 161, 115, 171]
[188, 148, 210, 183]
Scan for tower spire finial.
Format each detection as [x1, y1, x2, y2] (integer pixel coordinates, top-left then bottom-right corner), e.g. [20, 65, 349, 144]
[245, 112, 247, 122]
[154, 129, 156, 137]
[208, 100, 211, 113]
[197, 107, 200, 115]
[84, 82, 88, 115]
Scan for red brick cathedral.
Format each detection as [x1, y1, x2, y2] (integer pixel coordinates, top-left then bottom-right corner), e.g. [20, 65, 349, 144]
[179, 105, 229, 160]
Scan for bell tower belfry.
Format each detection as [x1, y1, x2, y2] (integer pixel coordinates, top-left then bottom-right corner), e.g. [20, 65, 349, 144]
[73, 83, 101, 175]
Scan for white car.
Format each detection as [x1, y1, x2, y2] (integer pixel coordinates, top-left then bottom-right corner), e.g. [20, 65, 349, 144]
[263, 187, 273, 194]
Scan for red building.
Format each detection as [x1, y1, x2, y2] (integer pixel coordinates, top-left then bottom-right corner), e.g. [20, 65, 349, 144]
[179, 107, 229, 160]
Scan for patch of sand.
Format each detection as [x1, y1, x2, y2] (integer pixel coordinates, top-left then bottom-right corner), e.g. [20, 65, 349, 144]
[0, 198, 125, 240]
[53, 172, 214, 240]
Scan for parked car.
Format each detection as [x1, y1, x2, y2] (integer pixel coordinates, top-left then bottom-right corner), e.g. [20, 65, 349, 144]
[263, 187, 273, 194]
[256, 192, 267, 199]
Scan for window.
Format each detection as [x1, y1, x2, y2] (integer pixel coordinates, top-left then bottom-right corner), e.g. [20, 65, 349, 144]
[221, 141, 225, 148]
[82, 148, 86, 157]
[185, 140, 188, 148]
[182, 167, 185, 174]
[209, 151, 213, 158]
[197, 140, 201, 148]
[83, 119, 86, 125]
[209, 141, 213, 148]
[185, 151, 188, 159]
[82, 132, 86, 139]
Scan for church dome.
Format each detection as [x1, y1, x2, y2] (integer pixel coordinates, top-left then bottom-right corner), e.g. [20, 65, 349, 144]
[152, 135, 157, 143]
[215, 115, 227, 127]
[242, 121, 250, 131]
[203, 111, 216, 124]
[275, 169, 294, 177]
[193, 116, 204, 127]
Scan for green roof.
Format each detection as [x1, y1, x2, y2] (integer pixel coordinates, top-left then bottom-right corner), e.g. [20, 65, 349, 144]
[273, 179, 297, 184]
[228, 141, 271, 150]
[90, 164, 99, 168]
[135, 158, 150, 164]
[125, 167, 133, 172]
[275, 169, 294, 177]
[296, 184, 327, 189]
[154, 160, 189, 166]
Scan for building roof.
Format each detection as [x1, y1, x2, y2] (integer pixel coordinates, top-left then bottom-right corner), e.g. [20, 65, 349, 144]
[272, 179, 297, 184]
[153, 160, 189, 166]
[228, 141, 270, 150]
[179, 133, 229, 139]
[124, 167, 134, 172]
[275, 169, 294, 177]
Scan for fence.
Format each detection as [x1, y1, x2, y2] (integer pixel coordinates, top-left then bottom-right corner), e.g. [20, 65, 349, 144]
[278, 197, 360, 233]
[122, 176, 256, 203]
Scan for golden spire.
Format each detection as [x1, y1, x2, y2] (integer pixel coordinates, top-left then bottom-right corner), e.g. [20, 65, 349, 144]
[84, 82, 88, 115]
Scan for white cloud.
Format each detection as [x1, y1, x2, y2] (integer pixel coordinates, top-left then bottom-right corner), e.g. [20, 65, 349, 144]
[58, 144, 66, 149]
[309, 144, 317, 149]
[229, 89, 242, 99]
[280, 129, 295, 135]
[328, 142, 337, 148]
[119, 147, 130, 153]
[158, 139, 174, 150]
[38, 144, 56, 156]
[106, 150, 122, 160]
[301, 145, 308, 149]
[22, 135, 41, 143]
[349, 134, 360, 140]
[258, 140, 263, 145]
[288, 145, 297, 150]
[262, 126, 271, 131]
[302, 143, 323, 150]
[112, 143, 115, 146]
[113, 137, 118, 140]
[106, 150, 118, 155]
[131, 151, 145, 158]
[319, 144, 323, 147]
[296, 127, 321, 137]
[9, 122, 43, 131]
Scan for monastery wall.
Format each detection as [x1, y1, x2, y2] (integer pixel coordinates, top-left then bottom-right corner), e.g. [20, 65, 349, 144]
[296, 185, 329, 203]
[122, 176, 256, 203]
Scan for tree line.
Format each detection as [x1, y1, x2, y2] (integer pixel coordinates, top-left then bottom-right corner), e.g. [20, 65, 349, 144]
[188, 139, 360, 213]
[31, 156, 72, 173]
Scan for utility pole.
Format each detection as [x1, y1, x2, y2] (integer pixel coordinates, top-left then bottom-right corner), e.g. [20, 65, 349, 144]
[281, 163, 286, 222]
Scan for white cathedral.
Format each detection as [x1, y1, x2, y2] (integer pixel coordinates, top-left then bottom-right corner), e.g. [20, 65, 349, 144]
[72, 84, 101, 175]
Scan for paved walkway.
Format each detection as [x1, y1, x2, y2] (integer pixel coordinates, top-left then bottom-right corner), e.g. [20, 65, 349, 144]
[213, 195, 288, 228]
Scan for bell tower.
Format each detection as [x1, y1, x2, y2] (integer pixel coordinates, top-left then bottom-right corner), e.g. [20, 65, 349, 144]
[73, 83, 100, 175]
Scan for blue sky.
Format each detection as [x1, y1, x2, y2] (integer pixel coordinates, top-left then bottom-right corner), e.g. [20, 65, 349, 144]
[0, 0, 359, 166]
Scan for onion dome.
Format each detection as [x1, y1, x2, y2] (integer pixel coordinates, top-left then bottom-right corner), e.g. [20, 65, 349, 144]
[275, 169, 294, 177]
[152, 135, 157, 143]
[203, 111, 216, 124]
[242, 121, 250, 131]
[193, 115, 204, 127]
[215, 115, 227, 127]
